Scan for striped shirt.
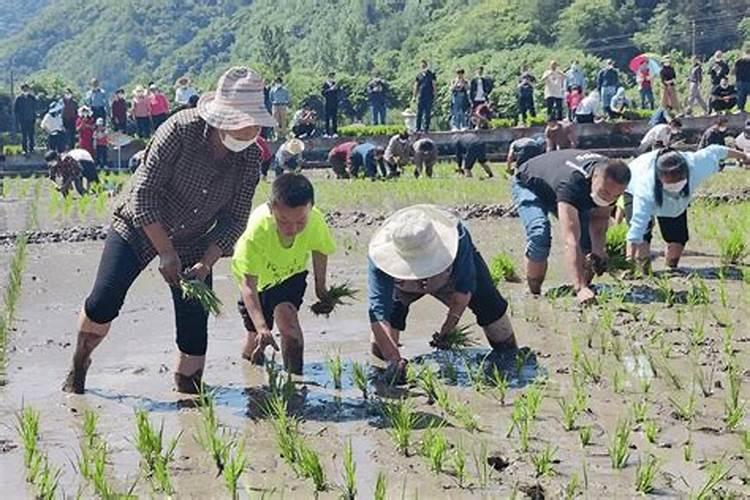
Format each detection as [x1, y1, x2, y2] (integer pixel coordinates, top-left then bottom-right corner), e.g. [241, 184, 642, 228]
[111, 108, 261, 267]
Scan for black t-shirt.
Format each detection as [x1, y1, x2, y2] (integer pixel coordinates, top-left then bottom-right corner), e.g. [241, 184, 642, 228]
[416, 70, 436, 98]
[712, 84, 736, 98]
[735, 58, 750, 83]
[516, 149, 608, 211]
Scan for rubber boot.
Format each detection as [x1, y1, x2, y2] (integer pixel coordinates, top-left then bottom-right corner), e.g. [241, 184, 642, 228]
[62, 310, 110, 394]
[174, 352, 205, 394]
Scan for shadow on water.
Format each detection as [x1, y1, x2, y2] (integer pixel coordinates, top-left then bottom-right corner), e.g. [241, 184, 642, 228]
[546, 282, 688, 305]
[651, 265, 745, 281]
[85, 388, 201, 413]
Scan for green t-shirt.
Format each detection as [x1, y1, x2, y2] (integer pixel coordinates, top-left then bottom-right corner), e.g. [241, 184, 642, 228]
[231, 203, 336, 291]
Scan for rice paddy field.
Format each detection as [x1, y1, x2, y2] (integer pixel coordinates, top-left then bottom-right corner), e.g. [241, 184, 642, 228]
[0, 164, 749, 499]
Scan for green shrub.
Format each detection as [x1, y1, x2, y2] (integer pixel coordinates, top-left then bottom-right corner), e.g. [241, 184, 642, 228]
[3, 145, 23, 156]
[337, 124, 406, 138]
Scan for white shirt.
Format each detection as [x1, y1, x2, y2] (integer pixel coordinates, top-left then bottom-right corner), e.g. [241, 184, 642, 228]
[641, 124, 672, 147]
[576, 94, 598, 115]
[175, 86, 198, 106]
[475, 79, 485, 101]
[735, 132, 750, 153]
[41, 112, 64, 133]
[66, 148, 95, 163]
[542, 70, 566, 99]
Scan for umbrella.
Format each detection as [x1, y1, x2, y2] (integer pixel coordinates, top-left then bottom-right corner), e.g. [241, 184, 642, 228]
[629, 53, 662, 75]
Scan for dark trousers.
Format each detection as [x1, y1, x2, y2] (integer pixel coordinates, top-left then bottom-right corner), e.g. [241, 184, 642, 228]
[84, 231, 212, 356]
[518, 97, 536, 122]
[112, 119, 127, 133]
[48, 132, 66, 153]
[136, 117, 151, 139]
[416, 97, 433, 132]
[737, 81, 750, 112]
[371, 101, 386, 125]
[324, 107, 338, 136]
[96, 145, 108, 168]
[92, 107, 106, 125]
[710, 97, 737, 113]
[545, 97, 563, 121]
[640, 88, 655, 109]
[64, 121, 77, 150]
[152, 113, 168, 131]
[19, 121, 35, 153]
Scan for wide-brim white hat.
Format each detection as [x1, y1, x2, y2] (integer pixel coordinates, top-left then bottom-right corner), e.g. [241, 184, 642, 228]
[198, 66, 276, 130]
[369, 204, 459, 280]
[284, 138, 305, 155]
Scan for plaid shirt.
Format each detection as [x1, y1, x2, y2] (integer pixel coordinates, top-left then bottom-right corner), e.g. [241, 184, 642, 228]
[112, 108, 261, 267]
[49, 156, 81, 183]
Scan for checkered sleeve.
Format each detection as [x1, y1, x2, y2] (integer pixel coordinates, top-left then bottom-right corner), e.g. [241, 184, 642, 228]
[209, 148, 261, 256]
[131, 119, 183, 228]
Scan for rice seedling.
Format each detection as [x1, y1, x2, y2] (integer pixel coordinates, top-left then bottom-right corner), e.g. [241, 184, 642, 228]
[686, 274, 710, 306]
[639, 374, 652, 395]
[31, 454, 61, 500]
[531, 444, 557, 477]
[608, 419, 631, 469]
[465, 358, 487, 394]
[339, 439, 356, 500]
[524, 379, 546, 419]
[472, 441, 490, 489]
[669, 390, 697, 423]
[429, 324, 476, 350]
[419, 424, 449, 473]
[656, 356, 684, 391]
[325, 352, 343, 390]
[577, 351, 602, 384]
[632, 399, 648, 424]
[724, 364, 745, 430]
[381, 398, 420, 456]
[433, 384, 453, 415]
[507, 398, 532, 452]
[612, 367, 625, 394]
[688, 318, 706, 347]
[606, 223, 629, 270]
[297, 442, 327, 492]
[266, 395, 301, 468]
[644, 420, 659, 444]
[311, 282, 358, 316]
[683, 435, 693, 462]
[62, 192, 75, 219]
[718, 226, 747, 265]
[94, 190, 109, 218]
[490, 365, 509, 405]
[489, 252, 520, 284]
[374, 471, 387, 500]
[134, 409, 180, 494]
[609, 334, 624, 362]
[562, 473, 581, 500]
[195, 387, 232, 474]
[350, 361, 369, 399]
[16, 406, 40, 469]
[78, 193, 93, 218]
[180, 278, 222, 316]
[416, 365, 440, 403]
[452, 400, 480, 433]
[635, 454, 660, 494]
[693, 361, 715, 398]
[452, 440, 467, 488]
[654, 274, 676, 306]
[441, 362, 458, 384]
[722, 325, 735, 357]
[514, 348, 532, 376]
[690, 459, 731, 500]
[559, 396, 581, 431]
[15, 407, 61, 499]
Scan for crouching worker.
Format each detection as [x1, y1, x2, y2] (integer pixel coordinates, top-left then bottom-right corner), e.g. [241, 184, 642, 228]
[46, 150, 84, 196]
[232, 173, 336, 374]
[512, 150, 631, 303]
[367, 204, 516, 383]
[625, 145, 750, 271]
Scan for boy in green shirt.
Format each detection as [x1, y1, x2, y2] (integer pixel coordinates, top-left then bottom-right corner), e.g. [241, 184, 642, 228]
[232, 173, 336, 374]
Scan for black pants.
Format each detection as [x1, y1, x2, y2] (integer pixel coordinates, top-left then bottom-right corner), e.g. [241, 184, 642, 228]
[293, 123, 316, 138]
[136, 117, 151, 139]
[416, 97, 433, 132]
[456, 143, 487, 170]
[324, 107, 338, 136]
[575, 113, 594, 124]
[48, 132, 66, 153]
[95, 145, 108, 168]
[92, 107, 106, 125]
[545, 97, 563, 121]
[237, 272, 308, 332]
[152, 113, 168, 131]
[623, 193, 689, 245]
[390, 249, 509, 331]
[64, 122, 77, 150]
[84, 231, 212, 356]
[518, 97, 536, 122]
[19, 120, 35, 153]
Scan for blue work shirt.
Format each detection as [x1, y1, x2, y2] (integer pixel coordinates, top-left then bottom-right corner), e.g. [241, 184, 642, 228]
[269, 85, 290, 106]
[367, 223, 477, 324]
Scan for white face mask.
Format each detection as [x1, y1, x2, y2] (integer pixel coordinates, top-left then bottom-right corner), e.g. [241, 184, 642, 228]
[220, 131, 257, 152]
[590, 191, 612, 207]
[663, 179, 687, 193]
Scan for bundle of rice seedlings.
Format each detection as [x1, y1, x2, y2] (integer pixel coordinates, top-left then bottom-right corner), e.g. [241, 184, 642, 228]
[489, 253, 521, 285]
[429, 324, 476, 350]
[180, 278, 222, 316]
[310, 282, 358, 317]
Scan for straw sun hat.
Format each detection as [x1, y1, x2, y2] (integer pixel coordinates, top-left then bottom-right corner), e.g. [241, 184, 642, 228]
[284, 138, 305, 155]
[197, 66, 275, 130]
[368, 204, 459, 280]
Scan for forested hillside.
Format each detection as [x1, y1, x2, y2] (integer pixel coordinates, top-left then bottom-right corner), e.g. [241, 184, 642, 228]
[0, 0, 748, 125]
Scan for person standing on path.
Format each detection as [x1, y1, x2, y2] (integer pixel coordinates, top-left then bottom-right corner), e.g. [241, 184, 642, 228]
[659, 56, 681, 113]
[41, 101, 66, 154]
[542, 60, 566, 121]
[637, 61, 655, 110]
[367, 72, 388, 125]
[270, 77, 291, 138]
[85, 79, 109, 125]
[450, 69, 471, 131]
[732, 47, 750, 113]
[148, 84, 171, 131]
[76, 106, 96, 158]
[93, 118, 109, 169]
[597, 60, 620, 118]
[14, 83, 38, 155]
[517, 72, 536, 126]
[111, 89, 128, 133]
[131, 86, 152, 139]
[62, 88, 79, 150]
[470, 66, 494, 111]
[684, 56, 708, 116]
[174, 76, 198, 107]
[61, 67, 276, 395]
[322, 72, 340, 138]
[414, 60, 436, 132]
[565, 61, 586, 93]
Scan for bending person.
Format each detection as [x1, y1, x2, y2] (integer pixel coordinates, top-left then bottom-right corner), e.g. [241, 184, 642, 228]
[511, 150, 631, 303]
[625, 145, 750, 271]
[367, 205, 516, 383]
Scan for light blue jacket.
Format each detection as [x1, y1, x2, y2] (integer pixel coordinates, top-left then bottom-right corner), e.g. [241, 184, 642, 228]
[626, 145, 729, 242]
[566, 66, 586, 91]
[269, 85, 290, 105]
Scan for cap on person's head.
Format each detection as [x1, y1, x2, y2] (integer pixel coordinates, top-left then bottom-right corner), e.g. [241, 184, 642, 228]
[95, 118, 104, 126]
[368, 204, 459, 280]
[177, 76, 190, 86]
[20, 83, 30, 91]
[116, 88, 124, 94]
[197, 66, 276, 130]
[456, 68, 464, 75]
[149, 84, 158, 91]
